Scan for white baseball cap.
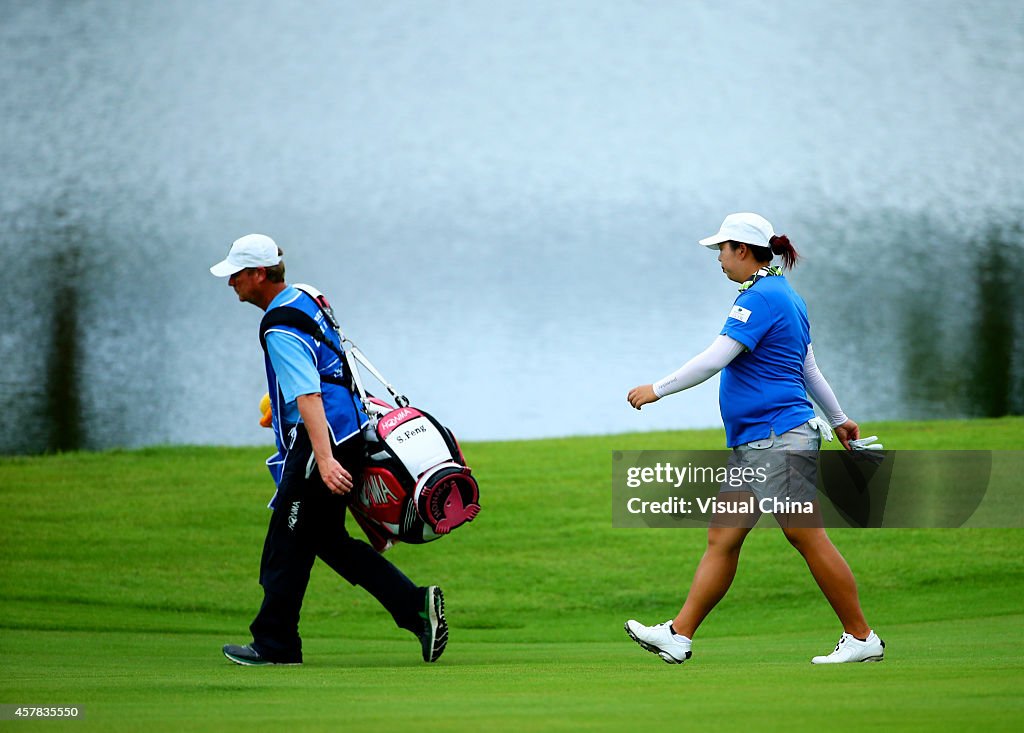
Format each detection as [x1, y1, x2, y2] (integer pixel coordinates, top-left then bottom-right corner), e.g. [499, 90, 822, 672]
[698, 213, 775, 250]
[209, 234, 282, 277]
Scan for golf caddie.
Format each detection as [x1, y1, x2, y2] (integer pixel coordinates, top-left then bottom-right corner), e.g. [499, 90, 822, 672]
[211, 233, 447, 666]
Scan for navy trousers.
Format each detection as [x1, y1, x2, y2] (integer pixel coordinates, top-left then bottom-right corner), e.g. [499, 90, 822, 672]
[249, 426, 423, 662]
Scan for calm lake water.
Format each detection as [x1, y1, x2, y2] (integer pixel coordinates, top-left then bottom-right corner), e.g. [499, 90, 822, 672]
[2, 0, 1021, 453]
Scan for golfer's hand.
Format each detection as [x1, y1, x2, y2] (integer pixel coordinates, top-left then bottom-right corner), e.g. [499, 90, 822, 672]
[627, 384, 659, 410]
[319, 456, 353, 495]
[834, 419, 860, 451]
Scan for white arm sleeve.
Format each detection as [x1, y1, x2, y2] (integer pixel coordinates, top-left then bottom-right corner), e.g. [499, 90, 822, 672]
[803, 344, 848, 427]
[653, 335, 745, 398]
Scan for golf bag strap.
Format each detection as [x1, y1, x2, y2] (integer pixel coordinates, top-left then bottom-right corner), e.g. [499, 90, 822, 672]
[346, 344, 409, 407]
[258, 306, 353, 390]
[291, 284, 410, 409]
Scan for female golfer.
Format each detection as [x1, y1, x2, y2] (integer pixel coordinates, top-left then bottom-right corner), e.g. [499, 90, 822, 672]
[624, 213, 884, 665]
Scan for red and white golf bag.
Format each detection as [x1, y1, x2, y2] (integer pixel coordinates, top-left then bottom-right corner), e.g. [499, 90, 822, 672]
[292, 285, 481, 552]
[352, 397, 481, 552]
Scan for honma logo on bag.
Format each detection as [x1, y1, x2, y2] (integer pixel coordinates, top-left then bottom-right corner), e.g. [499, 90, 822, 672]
[288, 501, 300, 530]
[433, 479, 481, 534]
[362, 471, 400, 507]
[379, 408, 421, 436]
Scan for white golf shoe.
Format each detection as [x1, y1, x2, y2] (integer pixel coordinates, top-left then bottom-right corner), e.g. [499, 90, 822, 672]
[624, 620, 692, 664]
[811, 631, 885, 664]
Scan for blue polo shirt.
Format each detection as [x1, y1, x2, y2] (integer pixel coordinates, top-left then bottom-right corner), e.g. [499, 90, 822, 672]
[262, 286, 367, 442]
[718, 276, 815, 447]
[265, 328, 323, 425]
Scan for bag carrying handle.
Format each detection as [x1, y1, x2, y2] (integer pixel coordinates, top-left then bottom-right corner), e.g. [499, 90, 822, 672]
[292, 284, 410, 411]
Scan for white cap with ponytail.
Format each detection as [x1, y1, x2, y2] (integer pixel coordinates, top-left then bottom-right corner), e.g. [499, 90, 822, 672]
[698, 212, 775, 249]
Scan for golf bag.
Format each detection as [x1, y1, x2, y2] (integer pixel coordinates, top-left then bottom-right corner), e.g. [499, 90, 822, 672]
[353, 397, 481, 552]
[292, 285, 481, 552]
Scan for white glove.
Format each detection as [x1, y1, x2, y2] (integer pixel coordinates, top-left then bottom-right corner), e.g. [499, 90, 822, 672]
[849, 435, 884, 451]
[807, 417, 833, 442]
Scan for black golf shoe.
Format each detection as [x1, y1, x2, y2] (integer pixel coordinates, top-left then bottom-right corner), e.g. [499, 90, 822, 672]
[418, 586, 448, 663]
[222, 643, 302, 666]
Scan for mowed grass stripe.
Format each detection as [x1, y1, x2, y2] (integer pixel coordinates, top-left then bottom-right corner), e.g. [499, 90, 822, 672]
[1, 617, 1020, 732]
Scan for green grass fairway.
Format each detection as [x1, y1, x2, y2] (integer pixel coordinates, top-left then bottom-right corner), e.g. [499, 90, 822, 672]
[2, 417, 1023, 731]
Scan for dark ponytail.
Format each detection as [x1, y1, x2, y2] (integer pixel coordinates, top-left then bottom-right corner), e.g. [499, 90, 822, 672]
[728, 233, 800, 270]
[768, 234, 799, 270]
